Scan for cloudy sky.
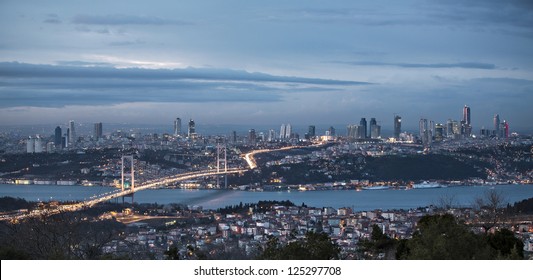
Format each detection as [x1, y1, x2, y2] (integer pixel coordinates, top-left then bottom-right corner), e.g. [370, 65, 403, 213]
[1, 0, 532, 133]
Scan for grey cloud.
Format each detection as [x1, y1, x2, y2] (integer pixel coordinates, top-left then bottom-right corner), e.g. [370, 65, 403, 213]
[0, 62, 370, 86]
[330, 61, 496, 69]
[72, 14, 191, 26]
[43, 18, 62, 24]
[109, 40, 145, 46]
[55, 61, 116, 67]
[0, 62, 367, 108]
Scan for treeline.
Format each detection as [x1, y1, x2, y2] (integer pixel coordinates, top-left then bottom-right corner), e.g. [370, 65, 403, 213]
[0, 212, 125, 260]
[217, 200, 299, 215]
[506, 197, 533, 214]
[364, 154, 486, 181]
[0, 197, 36, 212]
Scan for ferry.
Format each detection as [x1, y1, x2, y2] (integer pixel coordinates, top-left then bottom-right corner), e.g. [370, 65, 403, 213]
[362, 186, 391, 190]
[412, 181, 442, 189]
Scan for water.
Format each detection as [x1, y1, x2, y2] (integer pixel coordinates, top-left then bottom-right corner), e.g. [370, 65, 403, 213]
[1, 184, 533, 211]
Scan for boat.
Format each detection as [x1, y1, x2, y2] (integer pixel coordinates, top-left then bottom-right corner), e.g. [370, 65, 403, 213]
[362, 186, 391, 190]
[412, 181, 442, 189]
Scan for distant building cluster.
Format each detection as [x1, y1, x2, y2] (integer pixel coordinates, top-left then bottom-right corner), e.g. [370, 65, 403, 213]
[20, 105, 515, 155]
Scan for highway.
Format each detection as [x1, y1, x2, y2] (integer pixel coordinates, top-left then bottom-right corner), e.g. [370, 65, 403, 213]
[243, 142, 326, 169]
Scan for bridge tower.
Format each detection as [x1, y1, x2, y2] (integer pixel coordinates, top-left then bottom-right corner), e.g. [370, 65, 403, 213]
[216, 138, 227, 188]
[121, 155, 135, 191]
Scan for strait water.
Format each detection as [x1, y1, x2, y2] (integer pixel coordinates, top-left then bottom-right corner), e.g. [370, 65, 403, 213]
[1, 184, 533, 211]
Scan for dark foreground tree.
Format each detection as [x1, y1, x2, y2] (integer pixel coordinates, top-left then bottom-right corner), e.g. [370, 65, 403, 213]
[258, 231, 340, 260]
[0, 211, 124, 260]
[396, 214, 523, 260]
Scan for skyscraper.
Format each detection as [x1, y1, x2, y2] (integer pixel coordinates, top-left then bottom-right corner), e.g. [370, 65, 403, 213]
[370, 118, 381, 139]
[280, 124, 286, 140]
[54, 126, 62, 147]
[68, 120, 76, 147]
[463, 105, 471, 125]
[419, 118, 430, 147]
[285, 123, 292, 139]
[359, 118, 367, 139]
[503, 120, 509, 139]
[188, 119, 196, 137]
[328, 126, 336, 136]
[26, 137, 35, 153]
[494, 114, 500, 137]
[268, 129, 276, 142]
[435, 123, 444, 142]
[462, 105, 472, 136]
[394, 115, 401, 140]
[248, 129, 256, 145]
[174, 118, 182, 136]
[94, 122, 103, 141]
[308, 125, 316, 138]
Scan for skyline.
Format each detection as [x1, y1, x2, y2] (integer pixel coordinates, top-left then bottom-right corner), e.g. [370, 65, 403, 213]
[1, 1, 532, 131]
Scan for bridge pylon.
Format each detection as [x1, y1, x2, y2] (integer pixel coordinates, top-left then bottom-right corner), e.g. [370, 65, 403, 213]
[216, 138, 228, 188]
[121, 155, 135, 192]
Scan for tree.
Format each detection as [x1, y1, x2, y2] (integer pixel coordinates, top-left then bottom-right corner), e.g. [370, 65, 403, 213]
[474, 189, 506, 233]
[396, 214, 524, 260]
[486, 228, 524, 260]
[164, 246, 180, 260]
[359, 224, 397, 259]
[258, 231, 340, 260]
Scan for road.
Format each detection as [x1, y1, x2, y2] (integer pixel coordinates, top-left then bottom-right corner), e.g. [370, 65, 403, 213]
[242, 142, 326, 169]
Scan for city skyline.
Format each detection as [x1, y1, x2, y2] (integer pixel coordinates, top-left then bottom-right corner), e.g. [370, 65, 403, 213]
[1, 1, 532, 131]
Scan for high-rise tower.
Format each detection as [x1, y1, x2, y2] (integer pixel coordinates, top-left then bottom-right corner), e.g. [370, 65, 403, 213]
[54, 126, 62, 147]
[174, 118, 182, 136]
[494, 114, 500, 137]
[419, 118, 430, 147]
[94, 122, 103, 141]
[68, 120, 76, 147]
[248, 129, 256, 145]
[280, 124, 286, 140]
[285, 123, 292, 139]
[188, 119, 195, 137]
[308, 125, 316, 138]
[462, 105, 472, 136]
[359, 118, 367, 139]
[394, 115, 401, 140]
[370, 118, 381, 139]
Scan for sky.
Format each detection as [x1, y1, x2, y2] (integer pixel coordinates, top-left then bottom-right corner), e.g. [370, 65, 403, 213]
[0, 0, 532, 133]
